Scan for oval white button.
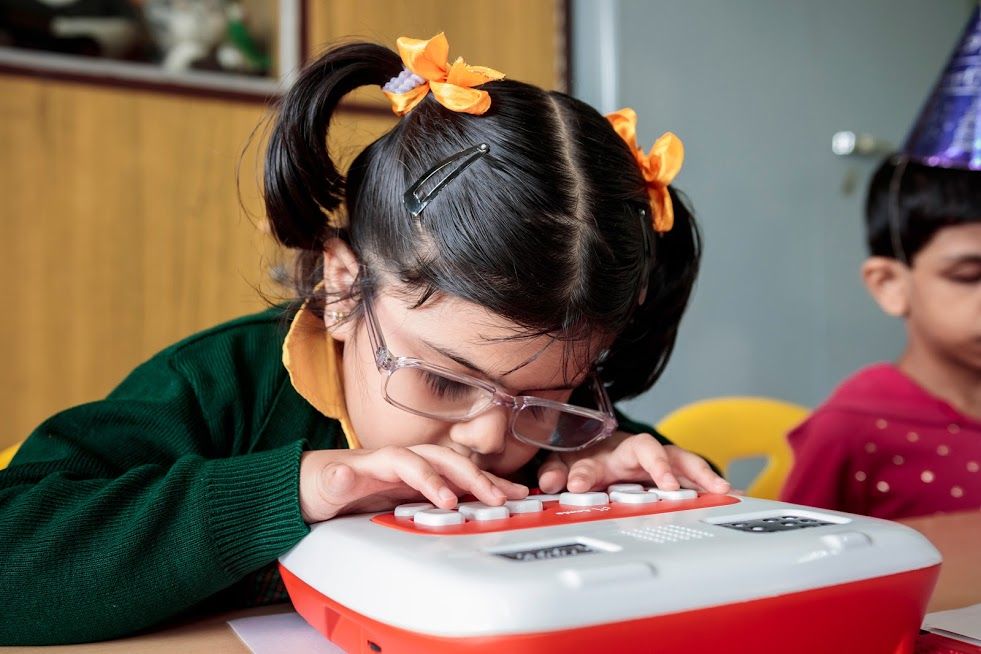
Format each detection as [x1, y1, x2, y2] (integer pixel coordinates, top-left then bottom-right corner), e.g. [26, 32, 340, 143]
[505, 498, 544, 514]
[559, 562, 656, 589]
[468, 505, 510, 521]
[647, 488, 697, 501]
[559, 492, 610, 506]
[821, 531, 872, 551]
[456, 502, 487, 520]
[394, 502, 436, 518]
[458, 502, 509, 521]
[608, 483, 645, 493]
[610, 489, 660, 504]
[413, 509, 465, 526]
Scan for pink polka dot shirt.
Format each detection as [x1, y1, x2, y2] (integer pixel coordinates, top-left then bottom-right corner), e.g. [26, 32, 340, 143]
[781, 364, 980, 520]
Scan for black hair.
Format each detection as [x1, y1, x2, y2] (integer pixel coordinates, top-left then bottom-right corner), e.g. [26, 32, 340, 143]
[866, 156, 981, 263]
[263, 41, 701, 402]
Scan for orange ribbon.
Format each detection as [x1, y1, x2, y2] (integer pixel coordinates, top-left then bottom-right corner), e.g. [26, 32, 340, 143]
[382, 33, 505, 116]
[606, 108, 684, 233]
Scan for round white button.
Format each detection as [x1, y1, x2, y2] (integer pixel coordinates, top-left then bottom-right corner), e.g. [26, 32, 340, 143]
[647, 488, 697, 501]
[559, 492, 610, 506]
[610, 489, 660, 504]
[413, 509, 465, 526]
[505, 498, 544, 514]
[608, 483, 645, 493]
[394, 502, 435, 518]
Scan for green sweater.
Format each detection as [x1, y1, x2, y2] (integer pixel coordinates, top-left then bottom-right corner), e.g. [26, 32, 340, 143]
[0, 307, 671, 645]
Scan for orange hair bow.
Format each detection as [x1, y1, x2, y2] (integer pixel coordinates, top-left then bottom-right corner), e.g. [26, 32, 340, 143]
[382, 32, 505, 116]
[606, 108, 684, 233]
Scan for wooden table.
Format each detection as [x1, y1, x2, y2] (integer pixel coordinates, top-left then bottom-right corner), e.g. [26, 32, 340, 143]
[0, 604, 290, 654]
[2, 510, 978, 653]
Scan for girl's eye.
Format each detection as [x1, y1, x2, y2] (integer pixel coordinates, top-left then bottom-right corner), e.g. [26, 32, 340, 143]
[423, 372, 473, 400]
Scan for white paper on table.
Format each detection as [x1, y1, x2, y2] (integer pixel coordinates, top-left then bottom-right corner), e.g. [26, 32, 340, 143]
[922, 603, 981, 646]
[229, 611, 346, 654]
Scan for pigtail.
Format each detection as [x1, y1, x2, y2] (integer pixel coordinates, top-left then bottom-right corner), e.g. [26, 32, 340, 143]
[264, 43, 403, 250]
[600, 189, 701, 402]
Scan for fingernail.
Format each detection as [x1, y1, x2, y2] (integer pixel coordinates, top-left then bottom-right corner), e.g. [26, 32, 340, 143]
[438, 487, 457, 506]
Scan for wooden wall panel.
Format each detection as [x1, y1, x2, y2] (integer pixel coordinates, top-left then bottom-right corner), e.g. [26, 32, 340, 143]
[0, 75, 394, 446]
[307, 0, 566, 108]
[0, 0, 563, 448]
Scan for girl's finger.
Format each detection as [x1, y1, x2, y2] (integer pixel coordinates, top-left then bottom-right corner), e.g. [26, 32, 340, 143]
[408, 444, 511, 506]
[675, 475, 702, 491]
[668, 447, 731, 494]
[537, 455, 569, 494]
[566, 457, 602, 493]
[369, 446, 461, 509]
[309, 459, 431, 520]
[303, 461, 361, 520]
[628, 435, 680, 490]
[484, 471, 530, 500]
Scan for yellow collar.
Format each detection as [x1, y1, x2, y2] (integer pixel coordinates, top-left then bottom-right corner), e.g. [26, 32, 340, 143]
[281, 304, 360, 449]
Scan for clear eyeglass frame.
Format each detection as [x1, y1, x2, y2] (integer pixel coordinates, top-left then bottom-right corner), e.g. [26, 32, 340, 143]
[362, 297, 618, 452]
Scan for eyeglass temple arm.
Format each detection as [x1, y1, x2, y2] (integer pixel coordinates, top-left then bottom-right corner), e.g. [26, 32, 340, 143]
[362, 298, 390, 367]
[403, 143, 490, 217]
[592, 374, 618, 425]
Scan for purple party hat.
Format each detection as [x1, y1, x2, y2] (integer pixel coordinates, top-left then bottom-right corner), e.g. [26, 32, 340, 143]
[903, 5, 981, 170]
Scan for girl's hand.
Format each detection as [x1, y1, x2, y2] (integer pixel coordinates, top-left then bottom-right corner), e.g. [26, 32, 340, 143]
[298, 444, 529, 523]
[536, 432, 731, 495]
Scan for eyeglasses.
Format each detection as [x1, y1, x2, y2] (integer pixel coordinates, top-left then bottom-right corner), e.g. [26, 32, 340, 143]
[362, 297, 618, 452]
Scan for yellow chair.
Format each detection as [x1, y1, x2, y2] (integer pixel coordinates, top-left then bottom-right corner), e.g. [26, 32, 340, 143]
[0, 441, 21, 470]
[656, 396, 809, 500]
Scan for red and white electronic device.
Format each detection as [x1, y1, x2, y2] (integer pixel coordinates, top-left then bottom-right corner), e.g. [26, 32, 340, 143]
[279, 487, 941, 654]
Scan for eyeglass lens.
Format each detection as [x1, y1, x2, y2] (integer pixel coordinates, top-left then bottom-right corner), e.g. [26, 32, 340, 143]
[384, 367, 607, 449]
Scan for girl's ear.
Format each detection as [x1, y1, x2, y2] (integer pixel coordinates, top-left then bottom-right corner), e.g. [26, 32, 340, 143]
[861, 256, 910, 318]
[322, 238, 361, 341]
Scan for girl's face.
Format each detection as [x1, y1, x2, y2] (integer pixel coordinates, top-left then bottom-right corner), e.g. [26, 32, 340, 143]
[907, 223, 981, 371]
[330, 289, 598, 477]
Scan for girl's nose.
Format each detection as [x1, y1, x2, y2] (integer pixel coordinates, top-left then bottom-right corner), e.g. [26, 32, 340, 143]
[448, 405, 510, 455]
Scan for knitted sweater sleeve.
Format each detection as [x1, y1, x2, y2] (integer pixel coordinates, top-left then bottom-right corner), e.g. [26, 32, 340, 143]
[0, 340, 310, 645]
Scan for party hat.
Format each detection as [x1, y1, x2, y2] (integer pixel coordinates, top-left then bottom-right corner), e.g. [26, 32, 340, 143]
[903, 5, 981, 170]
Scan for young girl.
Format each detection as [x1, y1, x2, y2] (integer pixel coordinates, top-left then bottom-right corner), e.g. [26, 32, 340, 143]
[780, 158, 981, 519]
[0, 33, 728, 645]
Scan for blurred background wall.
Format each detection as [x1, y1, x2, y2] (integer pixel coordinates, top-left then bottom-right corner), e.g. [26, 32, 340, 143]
[0, 0, 976, 454]
[573, 0, 976, 426]
[0, 0, 565, 448]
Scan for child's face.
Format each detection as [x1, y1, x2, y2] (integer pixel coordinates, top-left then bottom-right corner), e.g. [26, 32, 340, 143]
[331, 289, 601, 477]
[906, 223, 981, 370]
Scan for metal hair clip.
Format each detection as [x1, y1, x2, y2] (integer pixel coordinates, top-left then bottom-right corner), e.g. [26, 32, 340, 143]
[636, 207, 653, 305]
[403, 143, 490, 217]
